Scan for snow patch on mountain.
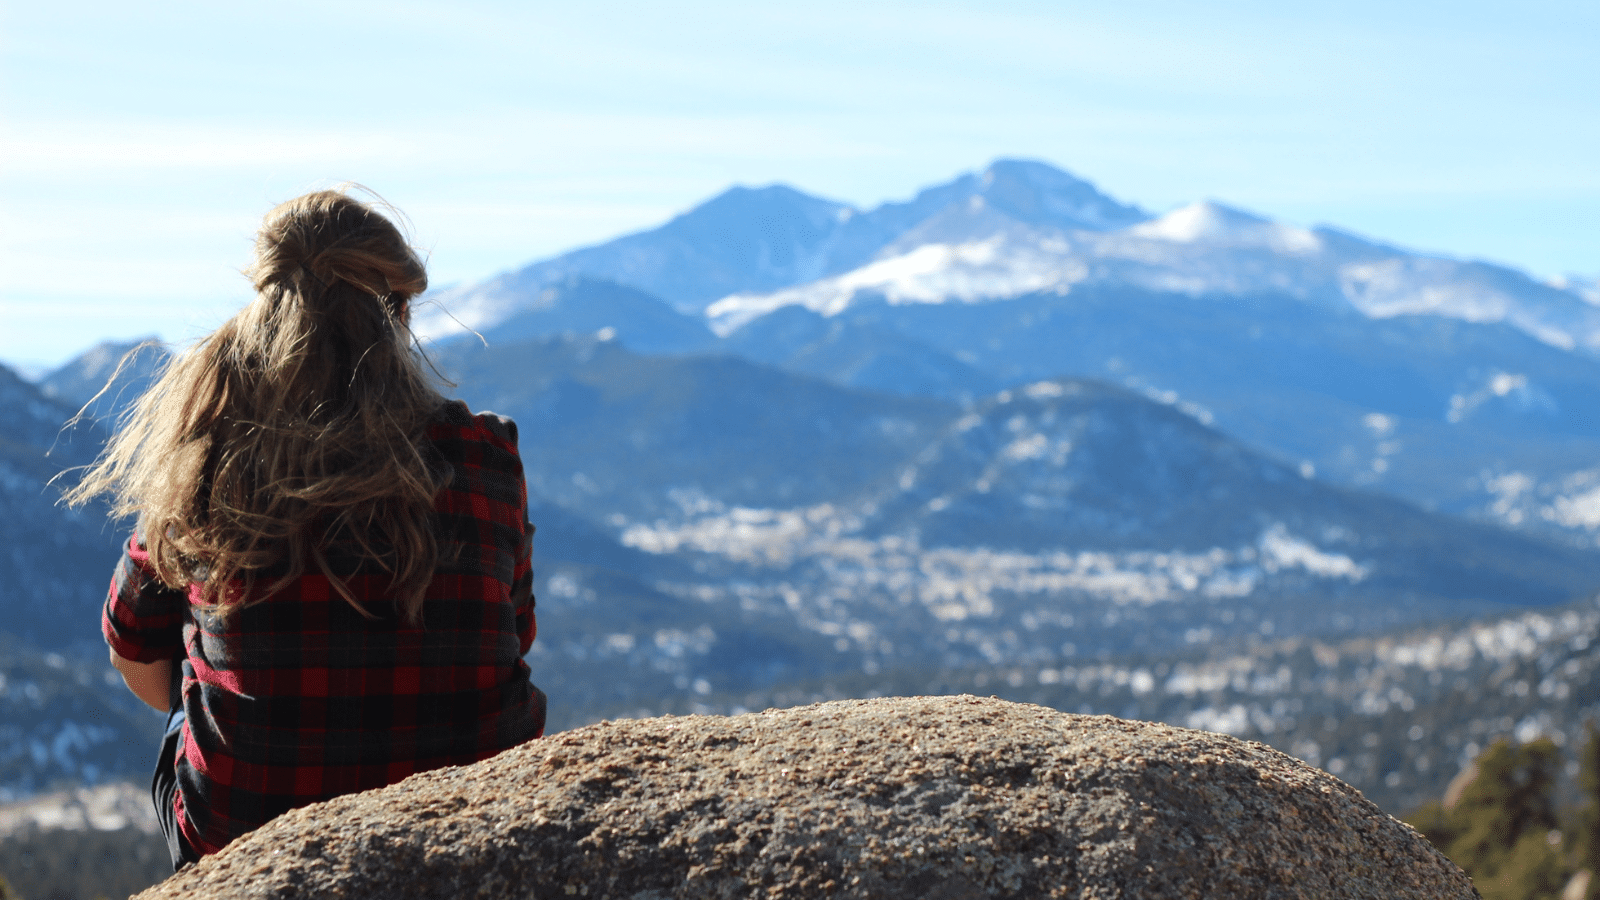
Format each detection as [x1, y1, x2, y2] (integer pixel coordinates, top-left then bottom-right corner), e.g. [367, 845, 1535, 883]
[1550, 274, 1600, 306]
[1476, 465, 1600, 540]
[620, 500, 1366, 619]
[712, 194, 1600, 356]
[1552, 484, 1600, 531]
[1339, 258, 1580, 349]
[1127, 202, 1322, 255]
[1446, 371, 1557, 424]
[707, 233, 1084, 335]
[1257, 524, 1367, 581]
[412, 281, 516, 341]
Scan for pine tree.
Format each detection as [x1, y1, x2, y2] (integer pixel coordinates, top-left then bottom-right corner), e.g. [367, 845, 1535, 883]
[1407, 737, 1571, 900]
[1575, 722, 1600, 898]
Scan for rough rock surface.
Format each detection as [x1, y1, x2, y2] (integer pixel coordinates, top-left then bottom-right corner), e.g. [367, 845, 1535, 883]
[135, 696, 1477, 899]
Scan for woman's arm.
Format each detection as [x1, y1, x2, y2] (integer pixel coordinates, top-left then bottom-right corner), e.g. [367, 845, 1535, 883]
[110, 648, 173, 712]
[104, 531, 185, 712]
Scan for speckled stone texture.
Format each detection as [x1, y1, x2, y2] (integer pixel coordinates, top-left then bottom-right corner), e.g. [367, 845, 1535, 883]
[134, 696, 1477, 900]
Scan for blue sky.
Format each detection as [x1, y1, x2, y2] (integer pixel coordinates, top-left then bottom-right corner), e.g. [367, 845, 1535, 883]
[3, 0, 1597, 370]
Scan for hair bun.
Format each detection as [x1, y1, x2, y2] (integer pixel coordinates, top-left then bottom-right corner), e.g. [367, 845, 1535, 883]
[303, 246, 403, 299]
[249, 189, 427, 305]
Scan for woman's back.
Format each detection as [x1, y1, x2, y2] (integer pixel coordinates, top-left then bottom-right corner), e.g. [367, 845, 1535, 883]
[104, 402, 544, 853]
[76, 188, 546, 862]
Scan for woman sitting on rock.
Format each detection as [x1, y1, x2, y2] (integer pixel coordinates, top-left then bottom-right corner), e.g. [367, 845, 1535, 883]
[68, 188, 547, 870]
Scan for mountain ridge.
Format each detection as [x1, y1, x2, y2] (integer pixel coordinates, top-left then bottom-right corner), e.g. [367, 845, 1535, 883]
[403, 159, 1600, 548]
[412, 158, 1146, 336]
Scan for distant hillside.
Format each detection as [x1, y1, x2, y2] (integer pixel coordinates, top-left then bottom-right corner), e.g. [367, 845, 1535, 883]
[627, 594, 1600, 817]
[602, 371, 1600, 673]
[432, 333, 957, 520]
[0, 363, 122, 654]
[0, 632, 162, 798]
[36, 337, 166, 424]
[463, 276, 716, 356]
[12, 332, 1595, 795]
[425, 335, 1600, 708]
[717, 285, 1600, 547]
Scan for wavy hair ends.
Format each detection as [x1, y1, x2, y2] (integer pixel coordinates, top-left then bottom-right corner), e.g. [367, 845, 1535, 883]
[66, 187, 449, 624]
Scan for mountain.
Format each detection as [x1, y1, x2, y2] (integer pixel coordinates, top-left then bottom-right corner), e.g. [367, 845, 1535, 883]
[719, 284, 1600, 540]
[0, 364, 122, 654]
[525, 553, 851, 733]
[708, 199, 1600, 354]
[1554, 273, 1599, 305]
[411, 158, 1600, 547]
[455, 276, 717, 356]
[431, 333, 957, 519]
[0, 632, 163, 798]
[37, 338, 166, 425]
[719, 304, 1000, 400]
[611, 372, 1600, 671]
[427, 332, 1600, 671]
[412, 159, 1147, 336]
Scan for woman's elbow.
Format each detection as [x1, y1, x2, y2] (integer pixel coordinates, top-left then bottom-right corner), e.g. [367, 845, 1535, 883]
[110, 649, 173, 712]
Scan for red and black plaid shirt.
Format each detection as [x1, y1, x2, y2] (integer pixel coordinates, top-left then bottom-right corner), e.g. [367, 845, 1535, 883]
[103, 401, 546, 855]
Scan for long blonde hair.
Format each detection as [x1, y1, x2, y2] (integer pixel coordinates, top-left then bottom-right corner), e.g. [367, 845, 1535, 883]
[67, 188, 449, 623]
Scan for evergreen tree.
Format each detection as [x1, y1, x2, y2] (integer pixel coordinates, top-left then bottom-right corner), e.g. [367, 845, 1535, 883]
[1576, 722, 1600, 897]
[1407, 737, 1570, 900]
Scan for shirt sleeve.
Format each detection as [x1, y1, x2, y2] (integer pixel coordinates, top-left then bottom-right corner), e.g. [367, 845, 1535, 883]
[102, 532, 188, 663]
[513, 517, 536, 655]
[476, 410, 538, 657]
[508, 431, 536, 657]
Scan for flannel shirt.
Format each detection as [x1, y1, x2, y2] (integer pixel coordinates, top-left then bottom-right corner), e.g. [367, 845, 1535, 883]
[103, 401, 546, 855]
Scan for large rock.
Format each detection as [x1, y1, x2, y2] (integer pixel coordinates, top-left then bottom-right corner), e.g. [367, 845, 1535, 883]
[136, 696, 1475, 899]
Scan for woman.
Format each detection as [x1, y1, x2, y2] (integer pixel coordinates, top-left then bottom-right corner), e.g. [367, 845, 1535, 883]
[68, 189, 546, 869]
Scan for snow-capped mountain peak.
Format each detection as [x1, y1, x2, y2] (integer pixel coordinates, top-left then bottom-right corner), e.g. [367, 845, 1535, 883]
[974, 158, 1149, 232]
[419, 158, 1600, 359]
[1127, 201, 1322, 254]
[414, 158, 1146, 337]
[706, 232, 1083, 335]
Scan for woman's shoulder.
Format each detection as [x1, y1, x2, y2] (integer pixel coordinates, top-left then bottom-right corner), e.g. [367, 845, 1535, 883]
[431, 400, 520, 450]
